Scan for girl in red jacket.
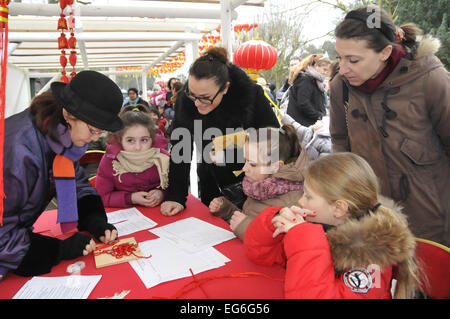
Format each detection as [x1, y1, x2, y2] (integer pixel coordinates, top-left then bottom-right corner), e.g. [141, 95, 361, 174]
[245, 152, 422, 299]
[96, 105, 170, 208]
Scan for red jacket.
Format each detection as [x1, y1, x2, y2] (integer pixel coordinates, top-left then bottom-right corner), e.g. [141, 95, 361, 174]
[244, 206, 396, 299]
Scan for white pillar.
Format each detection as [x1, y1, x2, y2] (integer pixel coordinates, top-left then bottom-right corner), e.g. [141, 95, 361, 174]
[220, 0, 233, 58]
[141, 66, 147, 101]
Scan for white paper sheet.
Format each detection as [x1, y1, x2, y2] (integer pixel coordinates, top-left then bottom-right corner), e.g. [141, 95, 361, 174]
[13, 275, 102, 299]
[149, 217, 236, 253]
[129, 238, 230, 289]
[107, 207, 158, 236]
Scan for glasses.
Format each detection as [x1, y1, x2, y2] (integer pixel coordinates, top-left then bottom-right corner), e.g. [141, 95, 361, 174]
[85, 122, 105, 136]
[184, 82, 226, 105]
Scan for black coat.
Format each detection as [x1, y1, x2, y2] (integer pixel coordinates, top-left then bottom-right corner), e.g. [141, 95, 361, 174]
[287, 72, 326, 127]
[167, 64, 280, 207]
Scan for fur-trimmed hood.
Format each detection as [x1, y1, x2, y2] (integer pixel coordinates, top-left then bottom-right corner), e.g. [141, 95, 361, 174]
[327, 196, 417, 273]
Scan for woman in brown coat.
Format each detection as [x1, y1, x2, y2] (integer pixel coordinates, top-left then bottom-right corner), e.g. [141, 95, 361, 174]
[329, 6, 450, 246]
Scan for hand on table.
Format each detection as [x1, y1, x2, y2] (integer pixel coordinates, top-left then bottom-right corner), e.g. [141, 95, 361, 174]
[131, 191, 154, 207]
[83, 238, 97, 256]
[161, 201, 184, 216]
[230, 211, 246, 231]
[209, 197, 223, 214]
[145, 189, 165, 207]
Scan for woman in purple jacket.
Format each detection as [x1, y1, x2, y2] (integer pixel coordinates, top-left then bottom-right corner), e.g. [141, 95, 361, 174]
[96, 106, 170, 208]
[0, 70, 123, 281]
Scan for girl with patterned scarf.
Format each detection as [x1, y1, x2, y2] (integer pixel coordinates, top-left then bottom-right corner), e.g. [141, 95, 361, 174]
[209, 125, 309, 241]
[96, 106, 170, 209]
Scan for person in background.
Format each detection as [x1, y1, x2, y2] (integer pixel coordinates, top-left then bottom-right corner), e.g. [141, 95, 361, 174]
[160, 47, 279, 217]
[96, 105, 170, 208]
[256, 77, 275, 102]
[330, 6, 450, 246]
[165, 77, 180, 107]
[0, 70, 122, 281]
[245, 152, 421, 299]
[123, 87, 150, 109]
[287, 54, 331, 127]
[149, 84, 167, 109]
[209, 125, 308, 241]
[276, 56, 301, 102]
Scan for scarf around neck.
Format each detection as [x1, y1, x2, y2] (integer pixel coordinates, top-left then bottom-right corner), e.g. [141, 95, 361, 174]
[46, 124, 87, 233]
[242, 176, 303, 201]
[356, 45, 407, 94]
[112, 148, 169, 189]
[129, 97, 139, 105]
[305, 65, 327, 92]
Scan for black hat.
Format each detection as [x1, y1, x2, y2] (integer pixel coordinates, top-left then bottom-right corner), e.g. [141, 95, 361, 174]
[51, 70, 124, 132]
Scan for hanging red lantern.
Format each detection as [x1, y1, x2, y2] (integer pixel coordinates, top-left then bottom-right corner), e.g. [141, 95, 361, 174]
[57, 14, 68, 31]
[60, 70, 69, 83]
[68, 33, 76, 49]
[233, 40, 278, 81]
[69, 50, 77, 66]
[58, 33, 68, 49]
[60, 50, 67, 67]
[59, 0, 67, 10]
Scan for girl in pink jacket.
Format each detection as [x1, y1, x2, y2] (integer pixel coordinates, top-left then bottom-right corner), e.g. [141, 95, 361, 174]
[96, 106, 170, 208]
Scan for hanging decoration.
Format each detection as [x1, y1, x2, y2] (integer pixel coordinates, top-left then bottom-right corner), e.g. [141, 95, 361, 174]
[233, 39, 278, 81]
[58, 0, 77, 83]
[116, 52, 186, 78]
[0, 0, 9, 226]
[233, 23, 259, 45]
[198, 28, 221, 56]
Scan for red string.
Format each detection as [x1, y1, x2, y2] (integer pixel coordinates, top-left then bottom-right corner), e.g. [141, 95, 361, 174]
[94, 241, 152, 260]
[153, 271, 284, 299]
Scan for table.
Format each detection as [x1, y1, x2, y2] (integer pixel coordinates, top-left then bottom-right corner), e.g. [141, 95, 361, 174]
[0, 195, 285, 299]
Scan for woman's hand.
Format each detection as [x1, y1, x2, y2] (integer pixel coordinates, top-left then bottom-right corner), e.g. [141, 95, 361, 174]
[99, 229, 118, 245]
[209, 197, 223, 213]
[272, 207, 306, 238]
[146, 189, 165, 207]
[82, 239, 97, 256]
[131, 191, 154, 207]
[230, 211, 246, 231]
[161, 201, 184, 216]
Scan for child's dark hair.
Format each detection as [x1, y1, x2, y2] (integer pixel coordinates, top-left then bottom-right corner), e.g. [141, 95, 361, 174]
[246, 124, 303, 165]
[189, 47, 230, 88]
[108, 104, 156, 145]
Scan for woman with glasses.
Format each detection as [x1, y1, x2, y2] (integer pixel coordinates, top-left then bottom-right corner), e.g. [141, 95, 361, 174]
[161, 47, 279, 216]
[330, 6, 450, 246]
[0, 70, 123, 281]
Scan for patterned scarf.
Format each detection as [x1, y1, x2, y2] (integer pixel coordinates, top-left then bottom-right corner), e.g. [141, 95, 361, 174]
[305, 65, 327, 93]
[112, 148, 169, 189]
[242, 176, 303, 201]
[46, 124, 87, 233]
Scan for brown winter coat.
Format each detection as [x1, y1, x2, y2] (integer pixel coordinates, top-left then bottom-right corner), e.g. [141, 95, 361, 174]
[330, 37, 450, 246]
[212, 152, 308, 240]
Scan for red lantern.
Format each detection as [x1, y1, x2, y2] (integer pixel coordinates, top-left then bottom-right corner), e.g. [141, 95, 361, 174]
[57, 14, 67, 31]
[69, 50, 77, 66]
[60, 71, 69, 83]
[60, 50, 67, 67]
[68, 33, 76, 49]
[59, 0, 67, 10]
[58, 33, 68, 49]
[233, 40, 278, 81]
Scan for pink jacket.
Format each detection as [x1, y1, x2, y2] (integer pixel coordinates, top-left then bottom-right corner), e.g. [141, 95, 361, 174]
[96, 143, 169, 207]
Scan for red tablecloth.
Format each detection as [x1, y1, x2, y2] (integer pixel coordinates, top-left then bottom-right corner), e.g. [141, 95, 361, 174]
[0, 195, 285, 299]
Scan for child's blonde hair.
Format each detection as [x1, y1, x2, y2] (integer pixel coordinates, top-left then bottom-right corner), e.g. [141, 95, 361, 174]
[304, 152, 422, 299]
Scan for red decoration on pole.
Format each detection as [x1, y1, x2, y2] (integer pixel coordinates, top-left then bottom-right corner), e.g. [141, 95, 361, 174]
[58, 0, 76, 82]
[233, 40, 278, 81]
[0, 0, 10, 226]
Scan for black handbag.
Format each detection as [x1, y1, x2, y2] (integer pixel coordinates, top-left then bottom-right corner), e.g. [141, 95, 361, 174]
[218, 181, 247, 210]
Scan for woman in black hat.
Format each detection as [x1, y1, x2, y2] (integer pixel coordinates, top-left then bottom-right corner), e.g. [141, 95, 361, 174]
[0, 70, 124, 281]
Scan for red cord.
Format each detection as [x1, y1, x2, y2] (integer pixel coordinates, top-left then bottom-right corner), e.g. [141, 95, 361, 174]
[94, 241, 151, 259]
